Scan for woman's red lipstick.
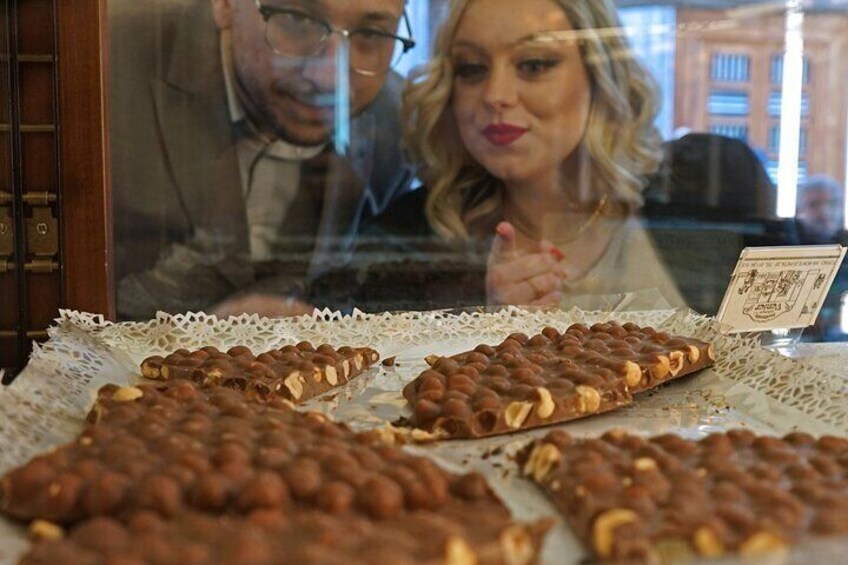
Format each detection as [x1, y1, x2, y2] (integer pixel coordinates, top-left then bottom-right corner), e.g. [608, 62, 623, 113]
[482, 123, 528, 146]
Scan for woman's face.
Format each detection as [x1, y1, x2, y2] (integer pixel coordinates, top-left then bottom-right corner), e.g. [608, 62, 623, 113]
[450, 0, 591, 188]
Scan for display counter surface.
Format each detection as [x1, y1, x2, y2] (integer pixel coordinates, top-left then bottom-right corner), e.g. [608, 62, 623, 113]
[1, 307, 846, 564]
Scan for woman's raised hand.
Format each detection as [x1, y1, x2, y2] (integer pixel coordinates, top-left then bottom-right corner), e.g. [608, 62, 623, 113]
[486, 221, 567, 307]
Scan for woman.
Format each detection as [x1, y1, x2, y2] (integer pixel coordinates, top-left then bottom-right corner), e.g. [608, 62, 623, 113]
[317, 0, 684, 312]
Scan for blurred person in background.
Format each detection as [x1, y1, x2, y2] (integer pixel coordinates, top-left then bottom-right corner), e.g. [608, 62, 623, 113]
[795, 175, 846, 245]
[111, 0, 414, 320]
[341, 0, 684, 311]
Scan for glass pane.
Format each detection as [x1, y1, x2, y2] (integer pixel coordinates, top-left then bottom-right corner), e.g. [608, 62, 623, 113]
[711, 52, 750, 82]
[708, 90, 750, 116]
[105, 0, 848, 343]
[768, 90, 810, 117]
[709, 123, 749, 141]
[771, 54, 811, 84]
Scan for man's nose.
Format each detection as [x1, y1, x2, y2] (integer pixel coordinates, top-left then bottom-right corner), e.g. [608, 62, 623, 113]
[483, 63, 518, 111]
[300, 33, 344, 91]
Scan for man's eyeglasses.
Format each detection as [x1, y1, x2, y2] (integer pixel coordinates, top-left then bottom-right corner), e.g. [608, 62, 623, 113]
[253, 1, 416, 76]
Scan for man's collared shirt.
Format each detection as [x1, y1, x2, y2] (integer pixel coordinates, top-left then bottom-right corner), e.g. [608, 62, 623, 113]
[221, 33, 325, 262]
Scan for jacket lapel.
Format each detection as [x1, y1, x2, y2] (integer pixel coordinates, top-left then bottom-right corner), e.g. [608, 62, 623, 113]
[149, 2, 251, 284]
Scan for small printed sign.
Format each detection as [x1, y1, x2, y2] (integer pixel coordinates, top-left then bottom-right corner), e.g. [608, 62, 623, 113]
[716, 245, 846, 333]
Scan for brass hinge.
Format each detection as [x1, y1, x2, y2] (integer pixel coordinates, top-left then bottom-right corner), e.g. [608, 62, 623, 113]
[22, 192, 57, 206]
[24, 258, 59, 273]
[0, 330, 48, 340]
[25, 197, 59, 272]
[0, 258, 15, 273]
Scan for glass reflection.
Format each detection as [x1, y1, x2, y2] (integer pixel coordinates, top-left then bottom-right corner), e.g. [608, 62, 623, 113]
[107, 1, 848, 341]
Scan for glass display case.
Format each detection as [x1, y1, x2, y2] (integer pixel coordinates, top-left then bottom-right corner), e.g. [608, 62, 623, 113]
[1, 2, 848, 563]
[1, 2, 847, 379]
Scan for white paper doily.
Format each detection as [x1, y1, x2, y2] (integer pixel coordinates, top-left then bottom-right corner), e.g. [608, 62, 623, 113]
[1, 306, 847, 565]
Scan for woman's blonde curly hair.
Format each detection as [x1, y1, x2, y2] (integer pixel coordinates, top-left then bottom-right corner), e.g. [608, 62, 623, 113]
[403, 0, 663, 241]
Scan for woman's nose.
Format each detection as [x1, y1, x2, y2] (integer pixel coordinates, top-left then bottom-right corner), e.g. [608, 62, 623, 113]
[482, 64, 518, 110]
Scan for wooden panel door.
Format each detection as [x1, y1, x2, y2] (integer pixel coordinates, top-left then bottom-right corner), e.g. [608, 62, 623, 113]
[1, 0, 112, 383]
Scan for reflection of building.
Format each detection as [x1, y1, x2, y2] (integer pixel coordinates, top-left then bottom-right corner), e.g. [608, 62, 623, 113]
[618, 2, 848, 190]
[674, 6, 848, 189]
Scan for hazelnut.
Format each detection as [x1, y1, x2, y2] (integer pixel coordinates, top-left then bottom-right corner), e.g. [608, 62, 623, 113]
[707, 344, 716, 361]
[324, 365, 338, 386]
[504, 401, 533, 429]
[425, 355, 441, 367]
[359, 475, 403, 519]
[353, 353, 364, 371]
[576, 386, 601, 414]
[592, 508, 638, 559]
[739, 531, 786, 557]
[633, 458, 657, 472]
[693, 526, 724, 557]
[413, 399, 442, 423]
[28, 520, 64, 541]
[522, 443, 562, 483]
[284, 372, 304, 401]
[620, 361, 642, 387]
[445, 536, 476, 565]
[534, 388, 556, 419]
[649, 355, 670, 380]
[410, 428, 447, 442]
[316, 480, 355, 514]
[668, 351, 685, 376]
[686, 345, 700, 363]
[140, 357, 164, 380]
[236, 472, 289, 511]
[341, 360, 351, 379]
[112, 387, 144, 403]
[500, 525, 535, 565]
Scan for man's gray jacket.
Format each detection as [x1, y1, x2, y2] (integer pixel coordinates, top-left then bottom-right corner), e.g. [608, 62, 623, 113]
[110, 0, 411, 319]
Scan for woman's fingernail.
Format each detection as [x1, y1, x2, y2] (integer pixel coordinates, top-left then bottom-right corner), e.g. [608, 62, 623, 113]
[549, 247, 565, 261]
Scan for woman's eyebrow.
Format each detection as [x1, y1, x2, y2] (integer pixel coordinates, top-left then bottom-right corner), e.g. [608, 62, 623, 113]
[518, 30, 584, 45]
[450, 40, 487, 54]
[522, 27, 632, 46]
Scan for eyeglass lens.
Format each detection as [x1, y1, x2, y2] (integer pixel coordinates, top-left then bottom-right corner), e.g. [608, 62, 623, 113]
[265, 12, 404, 74]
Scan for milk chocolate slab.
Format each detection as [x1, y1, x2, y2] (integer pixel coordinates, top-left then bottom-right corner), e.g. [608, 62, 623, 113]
[518, 429, 848, 562]
[2, 380, 550, 565]
[21, 505, 549, 565]
[402, 322, 714, 439]
[140, 342, 380, 403]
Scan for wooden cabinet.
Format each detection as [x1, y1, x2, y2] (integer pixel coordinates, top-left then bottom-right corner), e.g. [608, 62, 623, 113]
[1, 0, 112, 381]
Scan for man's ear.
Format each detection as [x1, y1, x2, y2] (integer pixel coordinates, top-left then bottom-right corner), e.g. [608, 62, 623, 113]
[211, 0, 234, 30]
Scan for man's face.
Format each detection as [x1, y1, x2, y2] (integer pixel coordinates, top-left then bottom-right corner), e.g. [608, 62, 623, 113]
[214, 0, 405, 146]
[798, 187, 842, 240]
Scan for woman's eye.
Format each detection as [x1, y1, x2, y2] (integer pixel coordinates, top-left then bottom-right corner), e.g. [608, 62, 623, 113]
[517, 58, 558, 76]
[454, 62, 487, 80]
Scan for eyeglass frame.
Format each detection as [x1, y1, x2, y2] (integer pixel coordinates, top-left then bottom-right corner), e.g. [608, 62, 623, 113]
[253, 1, 416, 76]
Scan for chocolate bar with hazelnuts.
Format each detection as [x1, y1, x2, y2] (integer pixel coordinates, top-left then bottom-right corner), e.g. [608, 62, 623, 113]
[3, 379, 550, 565]
[402, 322, 715, 439]
[140, 342, 380, 404]
[517, 428, 848, 563]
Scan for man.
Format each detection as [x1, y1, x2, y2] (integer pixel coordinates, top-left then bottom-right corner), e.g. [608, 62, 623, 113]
[796, 175, 846, 245]
[110, 0, 413, 319]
